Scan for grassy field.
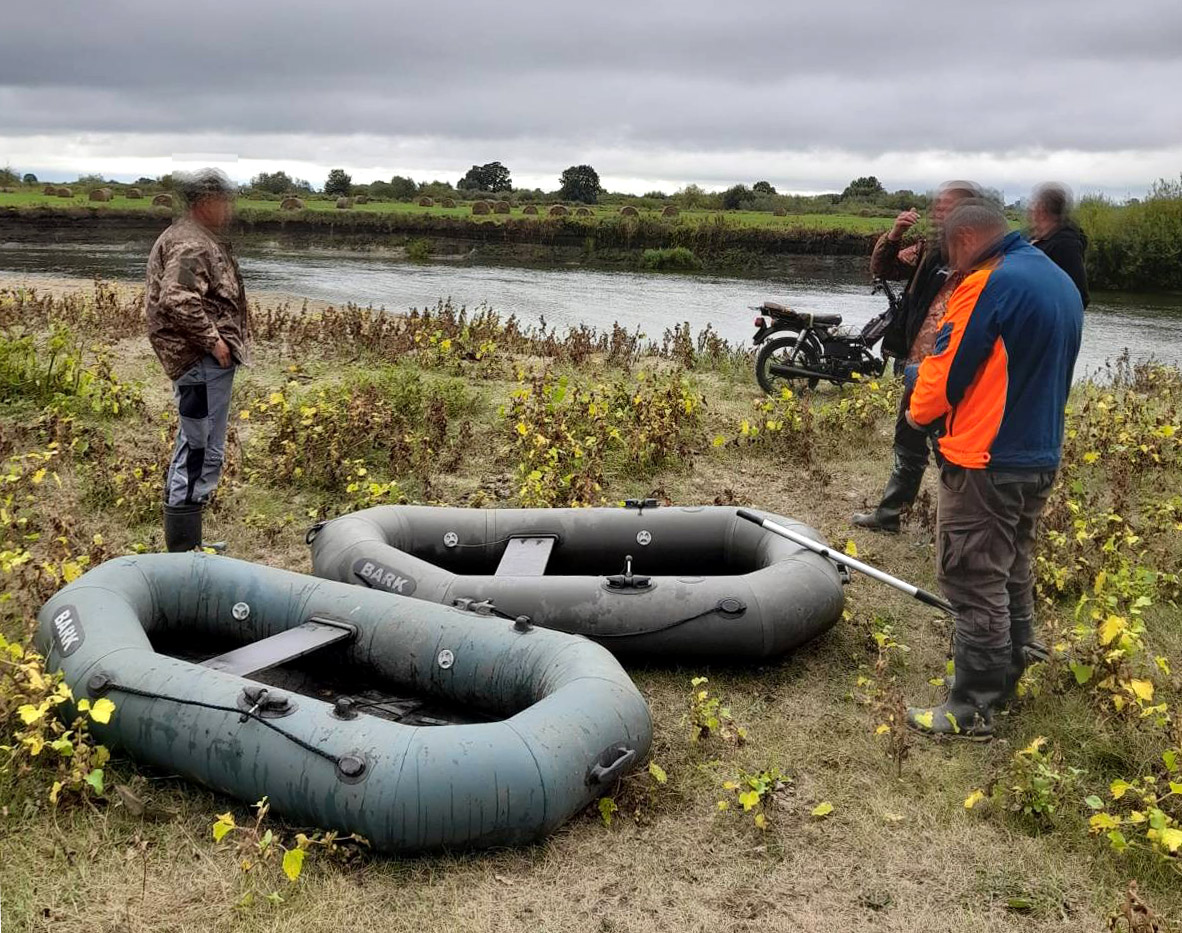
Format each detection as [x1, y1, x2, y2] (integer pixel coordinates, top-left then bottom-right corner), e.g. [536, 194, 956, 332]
[1, 281, 1180, 933]
[0, 189, 895, 234]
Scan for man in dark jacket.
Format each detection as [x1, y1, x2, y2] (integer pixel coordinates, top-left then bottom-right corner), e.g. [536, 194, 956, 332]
[852, 180, 982, 533]
[145, 168, 249, 551]
[904, 200, 1083, 738]
[1029, 182, 1090, 307]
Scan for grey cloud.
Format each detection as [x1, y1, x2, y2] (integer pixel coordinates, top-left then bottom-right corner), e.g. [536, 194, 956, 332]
[1, 0, 1180, 183]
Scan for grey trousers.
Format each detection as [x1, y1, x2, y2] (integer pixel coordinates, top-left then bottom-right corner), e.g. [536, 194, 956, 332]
[936, 465, 1056, 660]
[165, 355, 236, 507]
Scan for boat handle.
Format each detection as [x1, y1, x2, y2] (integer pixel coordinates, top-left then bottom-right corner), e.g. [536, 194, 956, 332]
[587, 746, 637, 786]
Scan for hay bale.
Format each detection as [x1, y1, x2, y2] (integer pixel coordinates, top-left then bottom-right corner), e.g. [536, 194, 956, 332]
[280, 197, 304, 211]
[576, 207, 592, 217]
[88, 188, 113, 202]
[493, 200, 511, 214]
[618, 205, 639, 217]
[661, 205, 679, 217]
[441, 198, 456, 208]
[57, 187, 74, 198]
[548, 204, 569, 217]
[336, 197, 353, 209]
[126, 187, 143, 199]
[773, 208, 786, 216]
[522, 204, 538, 215]
[152, 193, 173, 207]
[354, 195, 369, 204]
[42, 185, 56, 196]
[418, 196, 434, 207]
[471, 200, 492, 215]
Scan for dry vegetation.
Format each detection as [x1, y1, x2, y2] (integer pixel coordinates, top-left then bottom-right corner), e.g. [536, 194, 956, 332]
[1, 281, 1180, 933]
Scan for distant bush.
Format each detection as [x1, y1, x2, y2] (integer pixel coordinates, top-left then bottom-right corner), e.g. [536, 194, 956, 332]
[406, 238, 431, 262]
[639, 247, 701, 272]
[1079, 179, 1182, 292]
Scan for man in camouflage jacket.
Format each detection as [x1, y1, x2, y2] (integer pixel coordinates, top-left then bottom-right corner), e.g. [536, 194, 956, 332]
[145, 168, 249, 551]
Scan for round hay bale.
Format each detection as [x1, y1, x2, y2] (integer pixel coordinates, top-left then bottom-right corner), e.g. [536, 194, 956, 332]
[660, 205, 679, 217]
[418, 196, 434, 207]
[42, 185, 56, 196]
[57, 187, 74, 198]
[152, 193, 173, 207]
[280, 197, 304, 211]
[471, 200, 492, 215]
[126, 187, 143, 199]
[618, 205, 639, 217]
[441, 197, 456, 208]
[493, 200, 511, 214]
[336, 197, 353, 209]
[576, 207, 592, 217]
[773, 208, 787, 216]
[354, 195, 369, 204]
[548, 204, 569, 217]
[89, 188, 112, 202]
[522, 204, 538, 215]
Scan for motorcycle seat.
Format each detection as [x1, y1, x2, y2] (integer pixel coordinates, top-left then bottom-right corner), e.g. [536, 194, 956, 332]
[759, 302, 842, 326]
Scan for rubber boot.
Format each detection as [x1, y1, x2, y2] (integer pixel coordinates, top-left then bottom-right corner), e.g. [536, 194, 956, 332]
[852, 448, 927, 533]
[945, 616, 1049, 698]
[907, 643, 1010, 740]
[163, 502, 204, 552]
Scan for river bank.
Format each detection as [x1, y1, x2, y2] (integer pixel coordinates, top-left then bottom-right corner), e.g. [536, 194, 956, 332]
[1, 281, 1180, 932]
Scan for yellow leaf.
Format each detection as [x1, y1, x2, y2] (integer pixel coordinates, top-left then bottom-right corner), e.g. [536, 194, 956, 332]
[738, 790, 760, 811]
[1089, 812, 1121, 832]
[1128, 679, 1154, 702]
[1156, 827, 1182, 853]
[844, 540, 858, 558]
[1098, 614, 1126, 646]
[875, 724, 891, 735]
[87, 697, 115, 724]
[964, 790, 986, 810]
[753, 813, 767, 830]
[17, 704, 43, 724]
[648, 761, 668, 784]
[212, 813, 236, 842]
[282, 846, 306, 882]
[913, 710, 934, 730]
[238, 409, 251, 420]
[811, 801, 834, 818]
[62, 561, 83, 583]
[1110, 779, 1134, 799]
[49, 780, 63, 804]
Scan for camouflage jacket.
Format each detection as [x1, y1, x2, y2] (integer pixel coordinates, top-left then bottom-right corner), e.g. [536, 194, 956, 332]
[145, 217, 250, 379]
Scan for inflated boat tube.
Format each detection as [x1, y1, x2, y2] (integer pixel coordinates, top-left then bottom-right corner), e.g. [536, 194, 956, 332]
[309, 505, 845, 660]
[36, 553, 651, 853]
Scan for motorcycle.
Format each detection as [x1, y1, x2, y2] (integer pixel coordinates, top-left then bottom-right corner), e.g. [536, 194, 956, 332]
[750, 278, 901, 394]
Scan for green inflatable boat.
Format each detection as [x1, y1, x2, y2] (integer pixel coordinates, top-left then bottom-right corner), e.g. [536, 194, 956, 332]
[36, 553, 651, 853]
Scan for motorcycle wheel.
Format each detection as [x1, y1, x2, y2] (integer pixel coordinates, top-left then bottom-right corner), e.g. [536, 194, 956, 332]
[755, 335, 822, 395]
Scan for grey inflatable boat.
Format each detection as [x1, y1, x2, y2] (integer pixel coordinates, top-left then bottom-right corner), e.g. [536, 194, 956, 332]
[37, 553, 651, 852]
[309, 505, 845, 660]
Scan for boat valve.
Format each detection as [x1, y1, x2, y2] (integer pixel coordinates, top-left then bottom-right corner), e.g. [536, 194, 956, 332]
[332, 696, 359, 720]
[238, 685, 294, 720]
[513, 615, 534, 633]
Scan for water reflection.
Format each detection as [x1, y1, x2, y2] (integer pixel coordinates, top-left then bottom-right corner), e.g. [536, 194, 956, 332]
[1, 239, 1179, 376]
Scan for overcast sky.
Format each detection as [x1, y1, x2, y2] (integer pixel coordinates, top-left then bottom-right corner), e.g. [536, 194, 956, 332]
[2, 0, 1180, 197]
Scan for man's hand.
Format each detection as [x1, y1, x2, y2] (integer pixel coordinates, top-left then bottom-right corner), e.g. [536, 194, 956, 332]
[905, 410, 922, 431]
[212, 337, 232, 368]
[888, 208, 920, 243]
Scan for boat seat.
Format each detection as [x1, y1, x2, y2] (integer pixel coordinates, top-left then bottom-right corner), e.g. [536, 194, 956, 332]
[495, 536, 555, 577]
[202, 618, 355, 678]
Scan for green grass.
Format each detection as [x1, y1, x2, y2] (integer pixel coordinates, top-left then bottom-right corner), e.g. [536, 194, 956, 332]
[0, 189, 894, 234]
[1, 281, 1180, 932]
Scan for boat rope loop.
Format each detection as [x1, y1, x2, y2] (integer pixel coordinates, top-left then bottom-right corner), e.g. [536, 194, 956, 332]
[87, 676, 349, 771]
[593, 597, 747, 638]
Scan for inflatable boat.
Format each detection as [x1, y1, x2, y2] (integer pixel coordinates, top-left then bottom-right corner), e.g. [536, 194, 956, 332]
[309, 505, 845, 660]
[37, 553, 651, 853]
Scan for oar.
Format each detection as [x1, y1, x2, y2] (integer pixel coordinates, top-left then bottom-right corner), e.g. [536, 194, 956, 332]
[735, 508, 954, 614]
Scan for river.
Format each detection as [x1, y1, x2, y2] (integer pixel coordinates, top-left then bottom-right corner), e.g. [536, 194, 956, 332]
[1, 237, 1180, 379]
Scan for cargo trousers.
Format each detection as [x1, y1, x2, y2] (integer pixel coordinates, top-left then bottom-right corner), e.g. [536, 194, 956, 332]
[165, 354, 236, 507]
[936, 464, 1056, 661]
